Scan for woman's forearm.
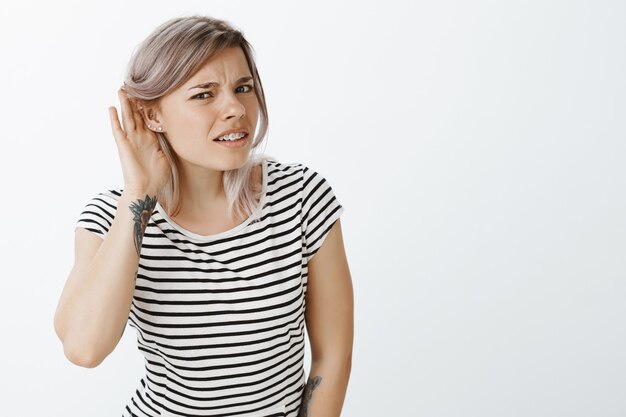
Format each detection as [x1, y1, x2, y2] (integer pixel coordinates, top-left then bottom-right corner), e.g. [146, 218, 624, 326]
[55, 190, 155, 367]
[298, 358, 352, 417]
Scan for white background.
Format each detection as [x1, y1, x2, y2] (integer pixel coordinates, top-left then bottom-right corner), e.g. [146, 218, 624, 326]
[1, 0, 625, 416]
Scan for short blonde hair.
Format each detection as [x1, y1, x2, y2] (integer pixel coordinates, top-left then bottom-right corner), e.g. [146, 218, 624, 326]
[122, 15, 274, 222]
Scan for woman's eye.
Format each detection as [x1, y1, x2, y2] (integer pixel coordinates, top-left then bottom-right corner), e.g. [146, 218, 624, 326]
[193, 92, 213, 99]
[192, 85, 253, 100]
[237, 84, 254, 93]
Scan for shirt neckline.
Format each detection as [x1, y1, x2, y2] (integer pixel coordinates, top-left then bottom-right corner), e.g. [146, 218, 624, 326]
[155, 159, 268, 241]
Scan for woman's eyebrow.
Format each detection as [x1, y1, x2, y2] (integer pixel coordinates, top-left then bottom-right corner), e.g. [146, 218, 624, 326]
[188, 76, 253, 90]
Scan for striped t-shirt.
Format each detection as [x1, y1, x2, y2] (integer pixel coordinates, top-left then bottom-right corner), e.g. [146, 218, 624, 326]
[74, 158, 344, 417]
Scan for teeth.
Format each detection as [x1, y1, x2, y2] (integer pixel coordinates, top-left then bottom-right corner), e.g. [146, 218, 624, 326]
[217, 132, 246, 141]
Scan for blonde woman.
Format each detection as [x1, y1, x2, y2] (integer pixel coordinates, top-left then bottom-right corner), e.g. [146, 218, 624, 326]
[53, 15, 353, 417]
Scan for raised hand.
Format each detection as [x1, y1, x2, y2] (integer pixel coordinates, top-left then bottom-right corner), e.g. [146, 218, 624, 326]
[108, 88, 171, 198]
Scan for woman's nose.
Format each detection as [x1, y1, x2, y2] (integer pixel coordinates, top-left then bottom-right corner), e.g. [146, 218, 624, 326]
[221, 92, 246, 120]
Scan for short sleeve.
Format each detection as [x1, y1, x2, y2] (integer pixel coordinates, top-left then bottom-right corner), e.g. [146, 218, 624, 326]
[300, 165, 345, 263]
[75, 190, 121, 239]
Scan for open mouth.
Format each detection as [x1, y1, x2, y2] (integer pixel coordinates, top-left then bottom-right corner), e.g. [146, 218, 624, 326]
[213, 133, 248, 142]
[213, 133, 249, 148]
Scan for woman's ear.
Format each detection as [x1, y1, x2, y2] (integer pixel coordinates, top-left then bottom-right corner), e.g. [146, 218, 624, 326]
[137, 101, 164, 132]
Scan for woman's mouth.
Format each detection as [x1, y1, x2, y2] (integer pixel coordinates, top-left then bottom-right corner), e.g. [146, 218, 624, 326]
[213, 133, 249, 148]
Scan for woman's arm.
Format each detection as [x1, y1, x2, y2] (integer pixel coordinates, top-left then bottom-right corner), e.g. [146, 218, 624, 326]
[298, 219, 354, 417]
[54, 191, 156, 367]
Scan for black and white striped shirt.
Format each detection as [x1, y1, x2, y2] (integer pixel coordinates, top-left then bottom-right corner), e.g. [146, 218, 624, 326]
[75, 159, 345, 417]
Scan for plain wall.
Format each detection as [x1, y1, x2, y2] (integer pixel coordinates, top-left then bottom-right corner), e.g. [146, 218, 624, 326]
[0, 0, 624, 416]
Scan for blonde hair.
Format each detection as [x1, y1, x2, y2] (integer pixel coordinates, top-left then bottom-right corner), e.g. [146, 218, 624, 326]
[121, 15, 275, 222]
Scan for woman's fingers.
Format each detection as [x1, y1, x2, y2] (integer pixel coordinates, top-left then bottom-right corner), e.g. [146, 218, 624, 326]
[132, 99, 146, 129]
[120, 88, 151, 134]
[118, 89, 136, 132]
[108, 106, 124, 143]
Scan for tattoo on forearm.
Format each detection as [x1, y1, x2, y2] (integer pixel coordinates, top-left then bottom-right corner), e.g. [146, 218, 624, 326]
[297, 375, 322, 417]
[129, 194, 157, 257]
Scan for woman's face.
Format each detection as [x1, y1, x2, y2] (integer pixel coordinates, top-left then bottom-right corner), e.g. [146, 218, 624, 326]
[148, 46, 260, 172]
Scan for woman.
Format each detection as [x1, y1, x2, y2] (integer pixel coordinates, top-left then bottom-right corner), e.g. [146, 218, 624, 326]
[53, 15, 353, 417]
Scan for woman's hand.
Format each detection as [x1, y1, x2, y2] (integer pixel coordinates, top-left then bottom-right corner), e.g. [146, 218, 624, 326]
[108, 88, 171, 197]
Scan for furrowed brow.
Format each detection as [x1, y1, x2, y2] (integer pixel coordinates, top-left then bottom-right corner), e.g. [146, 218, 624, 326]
[188, 76, 253, 90]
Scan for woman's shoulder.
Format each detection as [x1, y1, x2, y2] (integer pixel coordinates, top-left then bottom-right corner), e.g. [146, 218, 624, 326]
[263, 159, 339, 194]
[263, 157, 313, 175]
[75, 187, 124, 238]
[103, 188, 125, 198]
[78, 188, 127, 217]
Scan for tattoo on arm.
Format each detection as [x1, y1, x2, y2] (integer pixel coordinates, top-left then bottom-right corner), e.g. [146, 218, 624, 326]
[297, 375, 322, 417]
[128, 194, 157, 257]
